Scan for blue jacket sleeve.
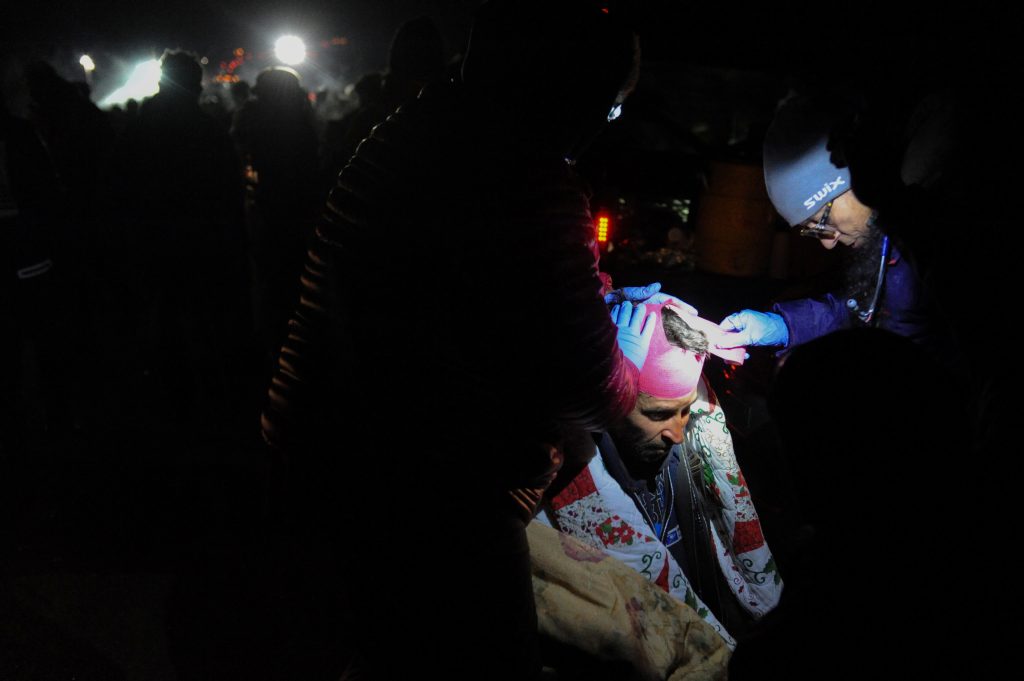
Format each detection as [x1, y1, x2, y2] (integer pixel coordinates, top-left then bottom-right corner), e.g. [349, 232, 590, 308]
[772, 293, 852, 349]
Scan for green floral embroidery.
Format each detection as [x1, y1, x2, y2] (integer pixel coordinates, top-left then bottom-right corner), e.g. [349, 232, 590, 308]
[764, 558, 783, 585]
[640, 550, 663, 579]
[710, 409, 729, 434]
[740, 556, 777, 586]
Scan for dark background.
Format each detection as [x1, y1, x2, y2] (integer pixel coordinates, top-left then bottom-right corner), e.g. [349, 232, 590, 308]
[0, 2, 1012, 679]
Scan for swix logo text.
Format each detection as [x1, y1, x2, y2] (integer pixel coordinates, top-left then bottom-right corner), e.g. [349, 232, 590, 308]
[803, 176, 846, 210]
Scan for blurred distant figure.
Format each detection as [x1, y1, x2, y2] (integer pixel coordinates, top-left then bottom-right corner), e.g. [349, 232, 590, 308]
[227, 79, 251, 113]
[310, 87, 332, 143]
[199, 89, 232, 131]
[231, 66, 320, 366]
[351, 71, 383, 108]
[320, 70, 382, 186]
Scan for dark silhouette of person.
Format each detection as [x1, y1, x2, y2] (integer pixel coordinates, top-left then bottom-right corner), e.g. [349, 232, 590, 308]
[729, 328, 985, 680]
[109, 50, 250, 427]
[0, 92, 78, 443]
[322, 16, 447, 183]
[21, 60, 115, 428]
[230, 66, 320, 365]
[230, 1, 644, 679]
[23, 59, 113, 258]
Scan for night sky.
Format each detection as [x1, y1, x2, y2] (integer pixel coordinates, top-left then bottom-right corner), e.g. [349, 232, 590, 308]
[4, 1, 476, 61]
[2, 1, 1011, 106]
[7, 1, 995, 64]
[3, 1, 478, 95]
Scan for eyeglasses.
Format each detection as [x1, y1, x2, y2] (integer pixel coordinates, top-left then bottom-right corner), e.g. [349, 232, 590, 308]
[797, 201, 839, 239]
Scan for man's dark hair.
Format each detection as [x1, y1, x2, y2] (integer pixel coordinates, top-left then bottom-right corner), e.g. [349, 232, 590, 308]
[159, 50, 203, 96]
[662, 307, 709, 355]
[388, 15, 445, 82]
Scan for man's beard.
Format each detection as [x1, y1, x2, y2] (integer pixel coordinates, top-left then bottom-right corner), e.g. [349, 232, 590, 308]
[621, 438, 674, 483]
[610, 422, 673, 481]
[633, 440, 673, 463]
[840, 226, 886, 319]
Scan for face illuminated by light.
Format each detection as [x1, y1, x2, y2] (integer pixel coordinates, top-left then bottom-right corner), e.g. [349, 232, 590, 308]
[609, 388, 699, 467]
[801, 190, 875, 250]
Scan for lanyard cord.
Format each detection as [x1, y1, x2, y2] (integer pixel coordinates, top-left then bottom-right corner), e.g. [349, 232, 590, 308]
[845, 212, 889, 326]
[857, 234, 890, 324]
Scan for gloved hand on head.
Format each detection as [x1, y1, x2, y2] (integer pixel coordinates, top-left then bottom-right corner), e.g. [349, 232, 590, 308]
[718, 310, 790, 348]
[604, 282, 698, 316]
[611, 302, 655, 371]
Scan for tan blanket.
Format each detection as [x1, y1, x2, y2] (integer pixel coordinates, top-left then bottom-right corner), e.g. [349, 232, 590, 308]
[528, 522, 730, 681]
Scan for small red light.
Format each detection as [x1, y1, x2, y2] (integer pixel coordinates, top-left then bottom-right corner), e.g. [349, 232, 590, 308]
[596, 215, 610, 243]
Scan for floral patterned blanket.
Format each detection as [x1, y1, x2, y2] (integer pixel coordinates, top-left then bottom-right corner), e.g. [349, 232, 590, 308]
[528, 521, 730, 680]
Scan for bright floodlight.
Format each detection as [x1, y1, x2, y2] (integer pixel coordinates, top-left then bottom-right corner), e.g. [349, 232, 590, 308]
[275, 35, 306, 65]
[80, 55, 96, 72]
[99, 59, 162, 108]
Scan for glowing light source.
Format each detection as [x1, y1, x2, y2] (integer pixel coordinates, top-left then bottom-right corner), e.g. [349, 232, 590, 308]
[274, 35, 306, 65]
[79, 55, 96, 72]
[99, 59, 161, 108]
[596, 215, 611, 243]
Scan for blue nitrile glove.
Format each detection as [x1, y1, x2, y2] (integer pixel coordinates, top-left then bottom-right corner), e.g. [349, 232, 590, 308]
[604, 282, 698, 316]
[611, 302, 656, 370]
[718, 310, 790, 348]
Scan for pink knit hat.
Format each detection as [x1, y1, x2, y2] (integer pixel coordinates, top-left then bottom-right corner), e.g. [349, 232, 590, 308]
[638, 304, 745, 398]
